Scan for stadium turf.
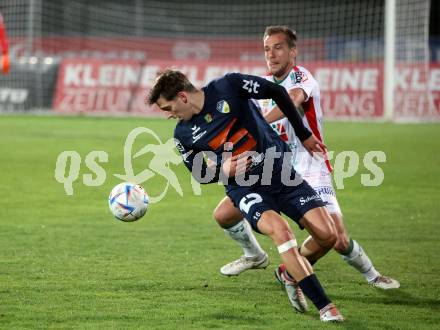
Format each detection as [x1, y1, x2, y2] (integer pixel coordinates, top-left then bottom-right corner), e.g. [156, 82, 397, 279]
[0, 115, 439, 329]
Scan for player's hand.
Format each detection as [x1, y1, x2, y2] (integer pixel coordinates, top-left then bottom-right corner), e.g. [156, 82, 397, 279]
[301, 134, 326, 156]
[221, 152, 252, 177]
[206, 157, 216, 170]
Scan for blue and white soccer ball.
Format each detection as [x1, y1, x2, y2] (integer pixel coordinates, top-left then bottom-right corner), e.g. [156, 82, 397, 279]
[108, 182, 149, 222]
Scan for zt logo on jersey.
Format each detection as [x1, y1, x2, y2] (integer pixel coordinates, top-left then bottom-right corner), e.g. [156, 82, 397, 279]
[242, 79, 260, 94]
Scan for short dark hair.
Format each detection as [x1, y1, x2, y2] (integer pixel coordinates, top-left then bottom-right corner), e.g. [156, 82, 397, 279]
[147, 69, 196, 105]
[264, 25, 297, 48]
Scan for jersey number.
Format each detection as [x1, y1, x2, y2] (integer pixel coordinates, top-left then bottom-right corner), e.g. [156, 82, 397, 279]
[239, 193, 263, 214]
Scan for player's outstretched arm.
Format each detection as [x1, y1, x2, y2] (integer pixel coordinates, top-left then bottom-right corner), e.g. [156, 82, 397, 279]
[226, 73, 309, 140]
[263, 83, 325, 154]
[226, 73, 324, 154]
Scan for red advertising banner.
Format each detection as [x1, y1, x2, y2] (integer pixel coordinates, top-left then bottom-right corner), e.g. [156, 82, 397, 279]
[53, 59, 440, 120]
[53, 59, 268, 115]
[393, 64, 440, 120]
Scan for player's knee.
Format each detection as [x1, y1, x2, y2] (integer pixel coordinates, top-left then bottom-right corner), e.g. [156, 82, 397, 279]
[319, 226, 337, 249]
[213, 205, 239, 228]
[333, 233, 350, 254]
[269, 222, 294, 245]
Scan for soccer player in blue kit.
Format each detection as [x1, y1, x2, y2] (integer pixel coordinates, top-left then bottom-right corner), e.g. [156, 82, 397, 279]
[147, 69, 344, 322]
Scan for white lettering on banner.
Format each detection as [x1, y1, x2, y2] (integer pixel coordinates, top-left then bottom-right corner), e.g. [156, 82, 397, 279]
[395, 91, 440, 117]
[63, 63, 144, 87]
[62, 62, 267, 90]
[321, 92, 377, 117]
[362, 69, 378, 91]
[54, 60, 440, 118]
[100, 65, 114, 87]
[394, 67, 440, 91]
[140, 65, 161, 87]
[315, 68, 378, 91]
[58, 88, 134, 112]
[83, 65, 96, 87]
[64, 64, 83, 86]
[0, 88, 28, 103]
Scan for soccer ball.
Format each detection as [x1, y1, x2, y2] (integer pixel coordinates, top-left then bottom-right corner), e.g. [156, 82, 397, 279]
[108, 182, 149, 222]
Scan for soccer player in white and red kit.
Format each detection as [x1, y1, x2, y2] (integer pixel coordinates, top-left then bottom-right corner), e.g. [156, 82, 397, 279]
[214, 26, 399, 311]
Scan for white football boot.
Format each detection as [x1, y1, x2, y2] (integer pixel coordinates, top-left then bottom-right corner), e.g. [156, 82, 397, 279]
[370, 275, 400, 289]
[320, 303, 344, 322]
[220, 253, 269, 276]
[274, 264, 308, 312]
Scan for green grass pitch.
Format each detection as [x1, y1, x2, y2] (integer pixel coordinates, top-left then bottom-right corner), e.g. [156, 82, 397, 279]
[0, 115, 439, 329]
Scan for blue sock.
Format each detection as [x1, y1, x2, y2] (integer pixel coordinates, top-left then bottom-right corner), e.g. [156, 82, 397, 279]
[298, 274, 331, 310]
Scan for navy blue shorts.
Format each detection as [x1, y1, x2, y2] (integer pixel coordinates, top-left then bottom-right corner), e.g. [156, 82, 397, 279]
[226, 175, 326, 233]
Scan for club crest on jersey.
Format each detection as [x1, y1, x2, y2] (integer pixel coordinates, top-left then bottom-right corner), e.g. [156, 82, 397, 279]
[291, 70, 308, 84]
[216, 100, 230, 114]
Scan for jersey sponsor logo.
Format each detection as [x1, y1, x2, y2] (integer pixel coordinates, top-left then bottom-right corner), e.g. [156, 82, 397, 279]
[216, 100, 230, 114]
[270, 122, 289, 142]
[299, 194, 321, 206]
[314, 186, 336, 197]
[191, 125, 207, 143]
[291, 70, 308, 84]
[242, 79, 260, 94]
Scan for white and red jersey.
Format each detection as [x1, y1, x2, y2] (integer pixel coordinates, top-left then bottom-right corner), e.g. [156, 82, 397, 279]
[258, 65, 332, 176]
[258, 65, 341, 215]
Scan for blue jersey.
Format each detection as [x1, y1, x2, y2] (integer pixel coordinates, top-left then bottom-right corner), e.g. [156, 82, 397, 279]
[174, 73, 310, 185]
